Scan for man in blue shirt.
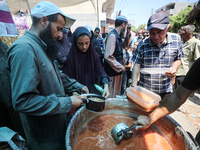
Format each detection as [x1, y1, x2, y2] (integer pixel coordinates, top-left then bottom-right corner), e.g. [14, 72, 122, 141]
[133, 4, 200, 145]
[132, 12, 184, 100]
[130, 29, 143, 51]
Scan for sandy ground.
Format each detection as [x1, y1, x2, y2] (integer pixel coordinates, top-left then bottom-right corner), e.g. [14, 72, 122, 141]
[178, 91, 200, 130]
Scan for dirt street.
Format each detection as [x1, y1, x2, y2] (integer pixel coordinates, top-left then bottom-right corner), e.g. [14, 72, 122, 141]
[178, 91, 200, 130]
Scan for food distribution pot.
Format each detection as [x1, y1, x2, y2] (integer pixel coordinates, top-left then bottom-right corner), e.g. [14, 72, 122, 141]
[66, 98, 198, 150]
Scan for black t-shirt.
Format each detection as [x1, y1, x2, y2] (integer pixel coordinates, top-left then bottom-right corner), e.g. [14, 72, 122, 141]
[181, 57, 200, 90]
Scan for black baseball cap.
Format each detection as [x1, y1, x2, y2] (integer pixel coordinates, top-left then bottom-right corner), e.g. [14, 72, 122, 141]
[147, 12, 170, 30]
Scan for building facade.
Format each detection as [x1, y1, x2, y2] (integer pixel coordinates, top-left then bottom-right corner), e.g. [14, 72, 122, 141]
[156, 2, 196, 16]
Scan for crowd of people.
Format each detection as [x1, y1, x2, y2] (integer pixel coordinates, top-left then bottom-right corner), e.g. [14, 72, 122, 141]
[0, 0, 200, 149]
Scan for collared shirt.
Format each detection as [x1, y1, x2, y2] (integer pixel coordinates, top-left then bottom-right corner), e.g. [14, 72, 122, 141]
[132, 32, 184, 93]
[177, 37, 200, 76]
[131, 36, 143, 48]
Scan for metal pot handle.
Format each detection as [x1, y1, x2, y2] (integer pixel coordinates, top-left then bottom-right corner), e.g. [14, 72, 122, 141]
[82, 98, 89, 103]
[187, 132, 200, 150]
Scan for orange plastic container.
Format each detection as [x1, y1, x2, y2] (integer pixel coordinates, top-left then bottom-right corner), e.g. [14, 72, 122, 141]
[126, 86, 161, 112]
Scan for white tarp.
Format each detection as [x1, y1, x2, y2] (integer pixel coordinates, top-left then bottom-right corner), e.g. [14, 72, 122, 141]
[6, 0, 95, 14]
[0, 0, 18, 36]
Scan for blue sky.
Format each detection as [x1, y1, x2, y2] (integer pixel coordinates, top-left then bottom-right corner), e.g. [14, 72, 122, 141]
[114, 0, 199, 28]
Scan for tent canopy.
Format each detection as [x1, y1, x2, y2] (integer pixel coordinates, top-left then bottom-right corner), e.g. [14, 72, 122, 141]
[6, 0, 96, 14]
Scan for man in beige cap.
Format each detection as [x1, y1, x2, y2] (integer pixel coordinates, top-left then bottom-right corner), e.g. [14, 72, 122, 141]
[7, 1, 88, 149]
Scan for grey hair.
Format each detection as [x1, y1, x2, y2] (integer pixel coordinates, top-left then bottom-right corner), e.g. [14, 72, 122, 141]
[182, 25, 195, 34]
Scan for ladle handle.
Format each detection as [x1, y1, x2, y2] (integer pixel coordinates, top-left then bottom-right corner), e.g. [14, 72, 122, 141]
[117, 124, 138, 136]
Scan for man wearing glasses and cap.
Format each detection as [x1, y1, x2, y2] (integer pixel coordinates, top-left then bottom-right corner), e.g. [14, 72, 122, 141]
[7, 1, 88, 149]
[132, 4, 200, 145]
[132, 12, 184, 101]
[104, 15, 128, 97]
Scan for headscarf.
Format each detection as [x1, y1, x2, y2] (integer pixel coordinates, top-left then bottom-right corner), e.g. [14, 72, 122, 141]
[85, 25, 102, 58]
[63, 27, 107, 94]
[67, 28, 73, 44]
[55, 31, 71, 64]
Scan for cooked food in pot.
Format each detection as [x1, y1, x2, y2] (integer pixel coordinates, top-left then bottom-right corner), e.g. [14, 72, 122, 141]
[74, 114, 185, 150]
[89, 97, 104, 102]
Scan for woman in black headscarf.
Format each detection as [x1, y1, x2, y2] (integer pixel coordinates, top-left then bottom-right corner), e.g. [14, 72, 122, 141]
[66, 27, 73, 45]
[55, 30, 71, 72]
[63, 27, 110, 98]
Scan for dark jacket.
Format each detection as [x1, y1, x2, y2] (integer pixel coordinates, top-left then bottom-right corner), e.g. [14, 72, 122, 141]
[104, 29, 123, 76]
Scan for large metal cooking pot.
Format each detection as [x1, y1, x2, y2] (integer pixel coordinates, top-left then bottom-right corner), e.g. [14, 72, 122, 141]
[66, 98, 198, 150]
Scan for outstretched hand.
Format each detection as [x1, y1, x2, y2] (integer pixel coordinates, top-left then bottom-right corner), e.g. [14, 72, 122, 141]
[70, 95, 83, 108]
[165, 67, 177, 78]
[133, 115, 152, 130]
[102, 84, 110, 98]
[81, 86, 89, 94]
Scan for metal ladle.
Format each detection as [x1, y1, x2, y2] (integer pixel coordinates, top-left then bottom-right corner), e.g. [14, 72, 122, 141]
[111, 122, 138, 144]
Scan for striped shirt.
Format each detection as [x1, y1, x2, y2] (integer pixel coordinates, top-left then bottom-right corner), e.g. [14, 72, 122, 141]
[132, 32, 184, 93]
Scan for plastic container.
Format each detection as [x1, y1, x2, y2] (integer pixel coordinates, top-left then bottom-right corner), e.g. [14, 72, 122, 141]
[126, 86, 161, 112]
[140, 68, 171, 74]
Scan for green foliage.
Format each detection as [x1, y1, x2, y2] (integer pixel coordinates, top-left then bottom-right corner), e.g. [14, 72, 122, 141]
[170, 6, 200, 33]
[131, 24, 146, 32]
[138, 24, 146, 30]
[131, 26, 137, 32]
[132, 6, 200, 34]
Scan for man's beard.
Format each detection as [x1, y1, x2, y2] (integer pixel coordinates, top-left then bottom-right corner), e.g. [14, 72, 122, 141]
[40, 24, 58, 60]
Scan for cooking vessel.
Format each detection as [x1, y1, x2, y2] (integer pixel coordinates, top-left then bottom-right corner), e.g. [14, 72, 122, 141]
[66, 98, 198, 150]
[81, 94, 105, 112]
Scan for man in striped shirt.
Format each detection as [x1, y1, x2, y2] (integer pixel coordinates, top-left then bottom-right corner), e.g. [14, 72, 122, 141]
[132, 12, 184, 100]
